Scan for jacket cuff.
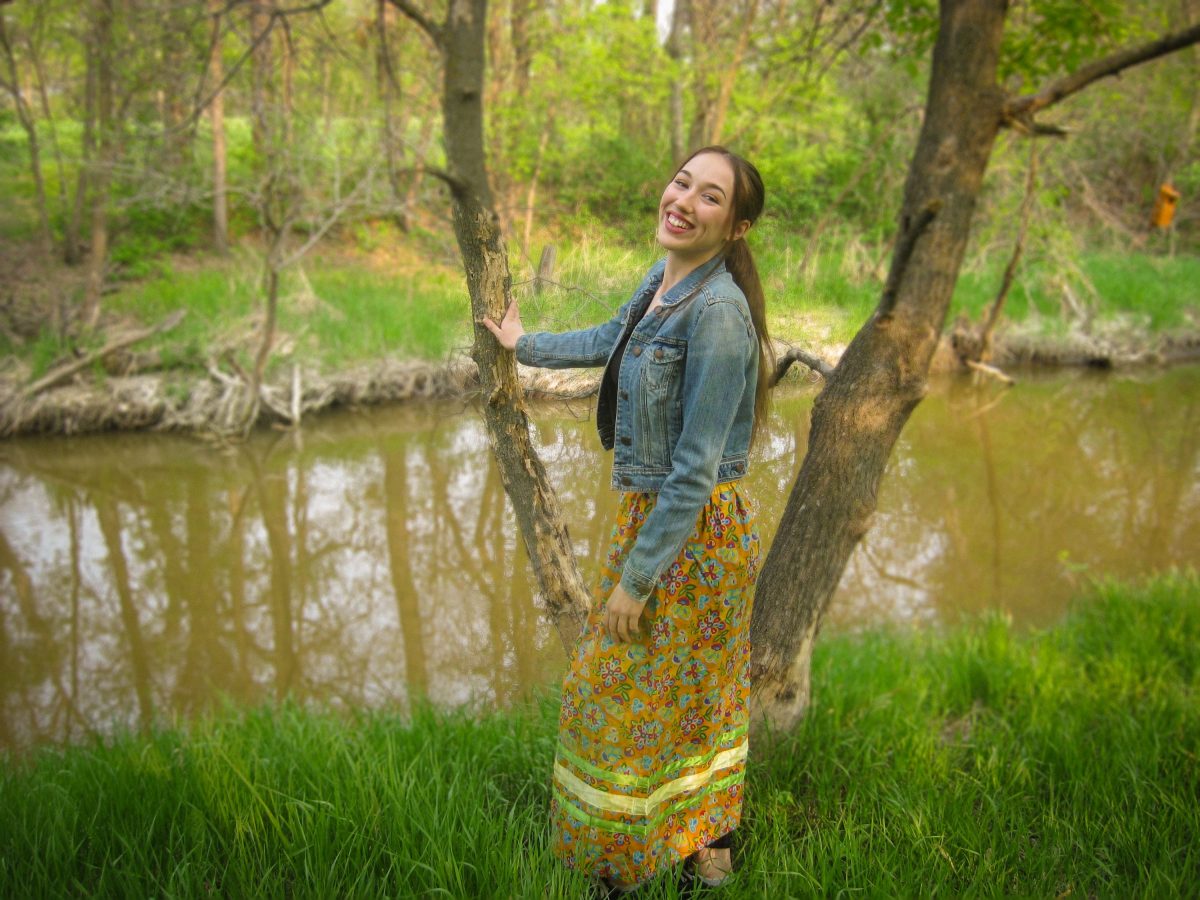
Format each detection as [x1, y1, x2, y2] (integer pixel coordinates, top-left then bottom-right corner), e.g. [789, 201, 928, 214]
[514, 333, 535, 366]
[618, 566, 654, 604]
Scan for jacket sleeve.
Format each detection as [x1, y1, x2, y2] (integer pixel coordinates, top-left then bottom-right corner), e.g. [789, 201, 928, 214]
[514, 303, 629, 370]
[618, 299, 755, 603]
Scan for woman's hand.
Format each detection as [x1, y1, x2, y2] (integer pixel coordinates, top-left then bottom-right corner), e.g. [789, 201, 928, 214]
[605, 584, 645, 643]
[481, 301, 525, 351]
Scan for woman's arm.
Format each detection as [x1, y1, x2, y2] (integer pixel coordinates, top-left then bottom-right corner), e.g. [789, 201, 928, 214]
[483, 299, 630, 369]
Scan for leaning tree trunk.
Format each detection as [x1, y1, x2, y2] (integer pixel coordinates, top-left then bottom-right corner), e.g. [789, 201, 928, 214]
[749, 0, 1008, 730]
[436, 0, 590, 647]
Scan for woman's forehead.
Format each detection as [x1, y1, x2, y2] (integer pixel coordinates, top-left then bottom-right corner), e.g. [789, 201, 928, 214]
[677, 152, 735, 190]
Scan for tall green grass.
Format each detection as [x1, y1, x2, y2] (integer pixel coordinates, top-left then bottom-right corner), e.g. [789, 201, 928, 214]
[2, 571, 1196, 897]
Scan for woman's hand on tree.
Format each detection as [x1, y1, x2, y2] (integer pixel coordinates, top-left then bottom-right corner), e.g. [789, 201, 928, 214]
[481, 301, 525, 350]
[606, 584, 645, 643]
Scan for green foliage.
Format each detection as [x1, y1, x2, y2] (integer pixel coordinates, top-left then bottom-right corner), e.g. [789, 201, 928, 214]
[2, 572, 1197, 896]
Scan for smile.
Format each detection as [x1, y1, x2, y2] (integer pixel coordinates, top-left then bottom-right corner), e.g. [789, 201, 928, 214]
[665, 212, 692, 232]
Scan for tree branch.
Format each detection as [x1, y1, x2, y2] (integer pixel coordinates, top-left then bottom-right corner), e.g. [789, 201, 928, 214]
[10, 311, 187, 403]
[1005, 22, 1200, 122]
[771, 346, 833, 384]
[385, 0, 443, 49]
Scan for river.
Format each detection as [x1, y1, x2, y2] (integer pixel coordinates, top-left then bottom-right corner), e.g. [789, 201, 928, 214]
[1, 366, 1197, 752]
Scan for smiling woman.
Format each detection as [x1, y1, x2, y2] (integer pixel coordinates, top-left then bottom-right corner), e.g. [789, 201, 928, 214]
[483, 146, 774, 891]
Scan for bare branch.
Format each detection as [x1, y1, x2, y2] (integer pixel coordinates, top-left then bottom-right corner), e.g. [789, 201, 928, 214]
[979, 142, 1038, 359]
[10, 311, 186, 403]
[1005, 22, 1200, 122]
[182, 0, 337, 131]
[385, 0, 444, 49]
[966, 359, 1015, 386]
[277, 166, 379, 269]
[771, 346, 833, 384]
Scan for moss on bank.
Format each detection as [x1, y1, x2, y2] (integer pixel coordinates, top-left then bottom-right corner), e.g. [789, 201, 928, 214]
[2, 571, 1197, 897]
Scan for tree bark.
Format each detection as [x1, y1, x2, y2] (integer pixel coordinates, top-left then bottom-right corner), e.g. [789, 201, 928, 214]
[750, 0, 1008, 731]
[423, 0, 590, 649]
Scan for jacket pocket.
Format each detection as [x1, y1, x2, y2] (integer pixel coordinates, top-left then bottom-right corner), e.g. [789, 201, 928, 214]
[637, 341, 685, 466]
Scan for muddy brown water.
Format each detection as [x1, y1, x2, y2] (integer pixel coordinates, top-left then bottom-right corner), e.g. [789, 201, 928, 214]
[1, 366, 1197, 752]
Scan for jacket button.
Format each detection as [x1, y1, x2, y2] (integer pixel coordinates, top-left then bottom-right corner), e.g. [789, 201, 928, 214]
[620, 436, 631, 446]
[735, 463, 744, 473]
[631, 346, 642, 357]
[653, 348, 664, 360]
[621, 476, 632, 486]
[619, 390, 629, 400]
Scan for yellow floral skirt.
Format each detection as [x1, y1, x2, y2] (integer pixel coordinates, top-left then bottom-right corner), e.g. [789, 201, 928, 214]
[549, 481, 761, 887]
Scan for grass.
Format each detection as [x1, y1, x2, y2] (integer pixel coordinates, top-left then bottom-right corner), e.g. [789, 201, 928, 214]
[91, 227, 1198, 377]
[2, 570, 1196, 897]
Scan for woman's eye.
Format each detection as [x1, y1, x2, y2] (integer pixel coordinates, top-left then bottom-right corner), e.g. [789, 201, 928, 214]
[674, 179, 688, 188]
[703, 194, 719, 204]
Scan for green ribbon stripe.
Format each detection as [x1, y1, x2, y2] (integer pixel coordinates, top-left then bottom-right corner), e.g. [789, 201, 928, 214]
[553, 769, 746, 837]
[555, 724, 748, 791]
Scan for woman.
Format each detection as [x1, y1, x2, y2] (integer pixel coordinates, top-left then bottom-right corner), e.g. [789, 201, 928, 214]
[484, 146, 771, 891]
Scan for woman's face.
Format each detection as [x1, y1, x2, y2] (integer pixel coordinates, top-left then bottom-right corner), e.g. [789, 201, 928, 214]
[656, 152, 750, 264]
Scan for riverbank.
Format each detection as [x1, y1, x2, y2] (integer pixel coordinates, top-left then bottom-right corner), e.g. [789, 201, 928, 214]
[1, 571, 1196, 896]
[2, 234, 1198, 437]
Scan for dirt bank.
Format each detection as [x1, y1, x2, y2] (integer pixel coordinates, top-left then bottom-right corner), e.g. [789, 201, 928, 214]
[3, 325, 1199, 439]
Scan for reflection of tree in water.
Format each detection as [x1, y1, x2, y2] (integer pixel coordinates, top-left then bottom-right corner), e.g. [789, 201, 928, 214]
[1, 371, 1197, 749]
[383, 444, 428, 698]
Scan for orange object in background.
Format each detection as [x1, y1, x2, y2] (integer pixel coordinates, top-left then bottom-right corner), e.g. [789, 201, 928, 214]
[1151, 183, 1180, 229]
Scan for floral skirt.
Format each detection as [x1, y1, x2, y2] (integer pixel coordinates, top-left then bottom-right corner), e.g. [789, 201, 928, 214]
[549, 481, 761, 887]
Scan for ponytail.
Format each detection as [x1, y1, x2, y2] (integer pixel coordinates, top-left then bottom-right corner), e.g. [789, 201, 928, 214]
[724, 237, 774, 449]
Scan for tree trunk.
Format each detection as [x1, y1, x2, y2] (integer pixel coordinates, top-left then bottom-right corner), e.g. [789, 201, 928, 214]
[376, 0, 408, 230]
[439, 0, 589, 649]
[209, 0, 229, 253]
[66, 38, 96, 267]
[250, 1, 271, 159]
[664, 0, 686, 163]
[27, 26, 72, 260]
[82, 0, 115, 329]
[707, 0, 759, 145]
[521, 115, 552, 257]
[510, 0, 535, 94]
[750, 0, 1008, 731]
[0, 10, 54, 258]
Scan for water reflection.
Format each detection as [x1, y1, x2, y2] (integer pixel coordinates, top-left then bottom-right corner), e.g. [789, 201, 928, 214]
[1, 367, 1197, 751]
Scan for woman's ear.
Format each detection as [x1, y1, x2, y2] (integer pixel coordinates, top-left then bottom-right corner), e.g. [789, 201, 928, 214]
[729, 219, 751, 242]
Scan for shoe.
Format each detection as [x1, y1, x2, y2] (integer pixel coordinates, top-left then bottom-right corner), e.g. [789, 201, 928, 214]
[685, 846, 733, 888]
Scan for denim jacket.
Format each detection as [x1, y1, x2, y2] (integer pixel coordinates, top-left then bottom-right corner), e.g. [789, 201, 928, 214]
[516, 255, 758, 603]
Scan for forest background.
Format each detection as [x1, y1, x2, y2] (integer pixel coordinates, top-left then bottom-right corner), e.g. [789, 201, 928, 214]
[1, 0, 1198, 430]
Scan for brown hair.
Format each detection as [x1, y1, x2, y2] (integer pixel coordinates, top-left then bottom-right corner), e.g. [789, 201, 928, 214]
[680, 145, 774, 447]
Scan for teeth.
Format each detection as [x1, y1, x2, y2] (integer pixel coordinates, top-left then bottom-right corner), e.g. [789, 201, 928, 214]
[667, 213, 691, 229]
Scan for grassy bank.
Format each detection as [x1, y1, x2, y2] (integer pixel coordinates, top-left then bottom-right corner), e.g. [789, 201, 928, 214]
[2, 571, 1196, 897]
[4, 218, 1198, 385]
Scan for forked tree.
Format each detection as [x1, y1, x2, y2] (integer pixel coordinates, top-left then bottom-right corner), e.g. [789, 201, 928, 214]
[389, 0, 1200, 731]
